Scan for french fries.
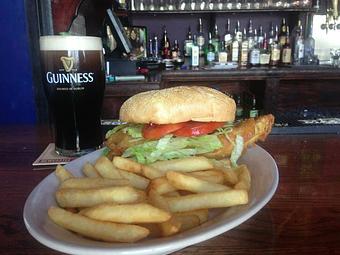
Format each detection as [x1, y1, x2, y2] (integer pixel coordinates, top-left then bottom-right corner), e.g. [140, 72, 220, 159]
[94, 156, 122, 179]
[60, 177, 129, 189]
[113, 156, 142, 174]
[48, 207, 149, 243]
[150, 156, 213, 173]
[55, 165, 73, 182]
[82, 162, 100, 178]
[49, 154, 252, 243]
[56, 186, 145, 208]
[166, 171, 231, 193]
[80, 203, 171, 223]
[166, 189, 249, 213]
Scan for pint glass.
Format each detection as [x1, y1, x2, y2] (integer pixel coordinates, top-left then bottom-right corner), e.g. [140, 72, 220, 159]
[40, 36, 105, 156]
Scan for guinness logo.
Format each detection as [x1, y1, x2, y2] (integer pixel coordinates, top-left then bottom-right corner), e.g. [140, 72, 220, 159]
[60, 56, 74, 72]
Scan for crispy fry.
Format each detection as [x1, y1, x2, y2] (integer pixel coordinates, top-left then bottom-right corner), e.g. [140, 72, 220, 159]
[173, 214, 200, 232]
[55, 165, 73, 182]
[113, 156, 142, 174]
[118, 169, 150, 190]
[81, 202, 171, 223]
[166, 189, 248, 213]
[150, 156, 214, 173]
[176, 209, 209, 224]
[148, 177, 177, 195]
[82, 162, 100, 178]
[141, 165, 164, 179]
[94, 156, 122, 179]
[59, 177, 129, 189]
[188, 170, 225, 184]
[166, 171, 231, 193]
[148, 189, 181, 237]
[56, 186, 145, 208]
[221, 168, 239, 186]
[234, 164, 251, 191]
[48, 207, 149, 243]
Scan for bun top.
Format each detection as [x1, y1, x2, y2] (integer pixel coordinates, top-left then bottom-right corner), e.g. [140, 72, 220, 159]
[119, 86, 236, 124]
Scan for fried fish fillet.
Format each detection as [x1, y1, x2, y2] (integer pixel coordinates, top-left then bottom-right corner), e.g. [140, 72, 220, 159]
[106, 114, 275, 160]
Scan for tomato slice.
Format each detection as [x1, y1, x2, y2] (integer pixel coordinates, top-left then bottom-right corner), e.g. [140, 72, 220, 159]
[173, 121, 225, 137]
[142, 122, 187, 139]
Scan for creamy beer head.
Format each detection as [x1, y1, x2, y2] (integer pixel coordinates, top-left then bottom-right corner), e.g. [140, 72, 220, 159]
[40, 36, 103, 51]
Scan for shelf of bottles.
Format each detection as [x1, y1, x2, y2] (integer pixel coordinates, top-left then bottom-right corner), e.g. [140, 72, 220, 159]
[129, 0, 314, 13]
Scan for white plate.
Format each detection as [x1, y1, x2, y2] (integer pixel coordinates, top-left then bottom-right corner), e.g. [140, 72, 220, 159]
[24, 145, 279, 255]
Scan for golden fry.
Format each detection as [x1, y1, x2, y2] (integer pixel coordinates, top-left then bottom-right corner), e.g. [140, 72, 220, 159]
[173, 214, 200, 232]
[148, 177, 177, 195]
[113, 156, 142, 174]
[81, 202, 171, 223]
[150, 156, 213, 173]
[55, 165, 73, 183]
[59, 177, 129, 189]
[48, 207, 149, 243]
[234, 165, 251, 191]
[141, 165, 164, 179]
[94, 156, 122, 179]
[82, 162, 100, 178]
[166, 171, 230, 193]
[176, 209, 209, 224]
[188, 170, 225, 184]
[148, 189, 181, 237]
[166, 189, 248, 213]
[56, 186, 145, 208]
[118, 169, 149, 190]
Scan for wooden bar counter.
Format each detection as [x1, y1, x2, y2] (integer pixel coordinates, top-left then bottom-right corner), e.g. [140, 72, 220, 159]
[0, 125, 339, 254]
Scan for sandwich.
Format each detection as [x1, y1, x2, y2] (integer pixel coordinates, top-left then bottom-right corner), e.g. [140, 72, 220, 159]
[105, 86, 274, 166]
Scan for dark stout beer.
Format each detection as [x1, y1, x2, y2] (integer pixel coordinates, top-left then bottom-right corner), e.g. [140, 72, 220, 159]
[40, 36, 105, 156]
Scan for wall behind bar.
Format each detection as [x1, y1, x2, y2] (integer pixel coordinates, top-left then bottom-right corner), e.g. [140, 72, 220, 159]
[0, 0, 36, 124]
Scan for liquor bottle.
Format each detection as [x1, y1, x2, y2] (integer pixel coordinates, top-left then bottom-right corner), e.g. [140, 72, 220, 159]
[235, 94, 244, 119]
[224, 18, 233, 62]
[253, 28, 258, 46]
[212, 24, 220, 53]
[260, 33, 270, 66]
[235, 20, 243, 42]
[224, 18, 232, 45]
[240, 28, 249, 67]
[247, 19, 255, 50]
[293, 20, 304, 65]
[281, 26, 292, 65]
[160, 27, 171, 59]
[304, 25, 315, 65]
[279, 18, 288, 47]
[249, 39, 260, 67]
[249, 95, 259, 118]
[148, 38, 153, 58]
[205, 32, 216, 65]
[270, 25, 281, 67]
[191, 35, 199, 68]
[258, 25, 264, 46]
[268, 23, 275, 46]
[171, 39, 180, 59]
[231, 28, 240, 63]
[197, 18, 205, 57]
[184, 26, 193, 57]
[218, 41, 228, 63]
[153, 36, 159, 59]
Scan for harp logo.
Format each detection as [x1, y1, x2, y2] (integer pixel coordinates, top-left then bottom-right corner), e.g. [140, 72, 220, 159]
[60, 56, 74, 72]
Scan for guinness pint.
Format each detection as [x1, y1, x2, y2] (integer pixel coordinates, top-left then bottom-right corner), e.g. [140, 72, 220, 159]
[40, 36, 105, 156]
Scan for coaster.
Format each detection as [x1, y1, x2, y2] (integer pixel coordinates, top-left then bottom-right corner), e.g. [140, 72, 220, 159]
[32, 143, 75, 170]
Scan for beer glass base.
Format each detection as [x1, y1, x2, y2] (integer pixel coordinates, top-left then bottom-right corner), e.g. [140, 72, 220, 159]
[55, 146, 102, 157]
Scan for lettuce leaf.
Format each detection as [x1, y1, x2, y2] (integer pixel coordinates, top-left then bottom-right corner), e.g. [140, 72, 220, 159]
[122, 134, 222, 164]
[230, 135, 244, 167]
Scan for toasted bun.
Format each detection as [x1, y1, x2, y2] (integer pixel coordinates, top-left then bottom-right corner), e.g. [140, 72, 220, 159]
[119, 86, 236, 124]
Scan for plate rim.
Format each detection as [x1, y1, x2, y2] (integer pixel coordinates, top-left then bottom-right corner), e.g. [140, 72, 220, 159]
[23, 145, 279, 255]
